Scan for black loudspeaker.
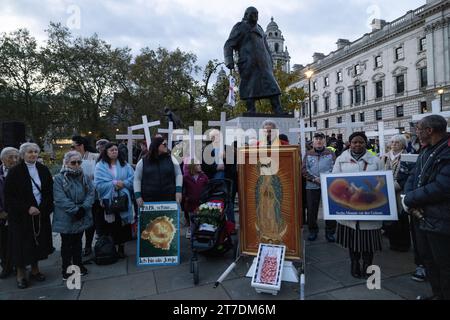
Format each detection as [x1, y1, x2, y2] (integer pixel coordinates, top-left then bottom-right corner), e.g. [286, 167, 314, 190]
[2, 122, 26, 149]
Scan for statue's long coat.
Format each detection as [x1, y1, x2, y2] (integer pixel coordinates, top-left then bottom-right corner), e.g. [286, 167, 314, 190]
[224, 21, 281, 100]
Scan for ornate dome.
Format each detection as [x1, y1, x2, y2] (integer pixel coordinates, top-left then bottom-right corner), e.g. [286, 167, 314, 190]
[266, 17, 279, 33]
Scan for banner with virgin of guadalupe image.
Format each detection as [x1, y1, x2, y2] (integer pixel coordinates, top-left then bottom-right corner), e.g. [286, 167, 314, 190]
[137, 202, 180, 266]
[238, 146, 303, 260]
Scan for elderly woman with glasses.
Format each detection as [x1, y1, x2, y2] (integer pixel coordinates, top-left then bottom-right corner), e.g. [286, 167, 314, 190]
[0, 147, 19, 279]
[381, 134, 411, 252]
[4, 143, 54, 289]
[53, 151, 94, 280]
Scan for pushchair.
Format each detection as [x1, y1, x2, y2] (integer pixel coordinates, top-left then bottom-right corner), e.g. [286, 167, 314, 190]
[190, 178, 235, 284]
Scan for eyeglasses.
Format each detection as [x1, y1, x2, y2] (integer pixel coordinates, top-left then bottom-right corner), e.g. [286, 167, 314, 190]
[70, 160, 82, 165]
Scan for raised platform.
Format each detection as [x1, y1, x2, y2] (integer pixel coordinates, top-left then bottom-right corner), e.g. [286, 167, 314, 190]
[226, 115, 300, 145]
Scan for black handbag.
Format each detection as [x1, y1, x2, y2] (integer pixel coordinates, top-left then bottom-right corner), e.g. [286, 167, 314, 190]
[109, 191, 128, 214]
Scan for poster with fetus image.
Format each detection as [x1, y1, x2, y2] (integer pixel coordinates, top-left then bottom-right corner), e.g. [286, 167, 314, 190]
[320, 171, 398, 221]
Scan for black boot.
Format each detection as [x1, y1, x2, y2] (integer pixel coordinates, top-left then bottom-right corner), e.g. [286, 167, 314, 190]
[362, 252, 374, 279]
[117, 244, 127, 259]
[351, 260, 362, 278]
[350, 250, 362, 278]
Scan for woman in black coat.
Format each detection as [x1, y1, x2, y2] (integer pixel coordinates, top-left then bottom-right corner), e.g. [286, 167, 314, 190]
[4, 143, 54, 289]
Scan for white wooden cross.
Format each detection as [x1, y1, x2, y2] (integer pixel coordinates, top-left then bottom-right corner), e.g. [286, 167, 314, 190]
[130, 115, 161, 149]
[182, 123, 206, 164]
[336, 113, 364, 142]
[412, 100, 450, 132]
[289, 112, 317, 159]
[366, 121, 399, 157]
[208, 112, 230, 157]
[208, 112, 237, 154]
[116, 127, 144, 164]
[158, 121, 176, 149]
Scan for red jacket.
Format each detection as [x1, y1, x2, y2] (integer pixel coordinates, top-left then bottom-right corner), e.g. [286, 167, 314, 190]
[182, 173, 209, 212]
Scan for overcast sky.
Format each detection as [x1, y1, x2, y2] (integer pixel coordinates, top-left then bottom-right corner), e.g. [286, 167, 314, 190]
[0, 0, 426, 71]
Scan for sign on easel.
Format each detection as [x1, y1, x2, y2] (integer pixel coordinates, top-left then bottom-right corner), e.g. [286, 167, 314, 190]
[251, 244, 286, 295]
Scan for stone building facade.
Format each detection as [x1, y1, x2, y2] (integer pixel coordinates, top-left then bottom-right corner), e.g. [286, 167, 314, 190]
[290, 0, 450, 139]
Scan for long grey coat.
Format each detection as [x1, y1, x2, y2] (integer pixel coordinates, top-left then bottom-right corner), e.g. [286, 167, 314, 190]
[224, 21, 281, 100]
[52, 172, 94, 234]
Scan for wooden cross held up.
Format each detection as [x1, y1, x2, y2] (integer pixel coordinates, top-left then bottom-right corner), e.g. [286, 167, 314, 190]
[336, 113, 364, 142]
[412, 100, 450, 133]
[130, 116, 161, 149]
[289, 111, 317, 159]
[365, 122, 399, 157]
[115, 127, 144, 165]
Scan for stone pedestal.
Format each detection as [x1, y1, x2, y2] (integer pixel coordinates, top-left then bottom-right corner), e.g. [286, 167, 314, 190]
[226, 114, 299, 145]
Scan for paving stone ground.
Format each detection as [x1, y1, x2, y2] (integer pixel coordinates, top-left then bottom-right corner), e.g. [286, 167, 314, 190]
[0, 207, 432, 300]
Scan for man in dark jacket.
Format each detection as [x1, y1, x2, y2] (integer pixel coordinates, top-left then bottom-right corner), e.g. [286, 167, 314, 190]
[403, 115, 450, 300]
[224, 7, 283, 114]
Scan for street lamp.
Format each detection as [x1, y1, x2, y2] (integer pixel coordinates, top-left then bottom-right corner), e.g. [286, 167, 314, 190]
[305, 70, 314, 140]
[438, 88, 444, 111]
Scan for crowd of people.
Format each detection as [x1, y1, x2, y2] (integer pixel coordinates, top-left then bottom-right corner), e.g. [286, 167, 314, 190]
[301, 115, 450, 300]
[0, 114, 448, 300]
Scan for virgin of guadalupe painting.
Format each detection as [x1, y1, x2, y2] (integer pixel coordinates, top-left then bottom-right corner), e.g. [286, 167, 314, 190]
[255, 163, 287, 243]
[238, 145, 303, 260]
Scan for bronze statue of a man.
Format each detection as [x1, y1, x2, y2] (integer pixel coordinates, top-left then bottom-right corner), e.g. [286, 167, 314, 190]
[224, 7, 283, 115]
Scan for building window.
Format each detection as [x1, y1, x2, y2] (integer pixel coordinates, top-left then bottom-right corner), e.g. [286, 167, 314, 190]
[395, 47, 404, 60]
[324, 96, 330, 112]
[302, 104, 307, 117]
[337, 92, 343, 110]
[375, 81, 383, 98]
[337, 71, 343, 82]
[359, 112, 365, 122]
[355, 64, 361, 75]
[420, 101, 428, 114]
[313, 121, 317, 128]
[337, 116, 342, 124]
[362, 85, 366, 103]
[420, 68, 428, 88]
[350, 89, 354, 105]
[355, 85, 361, 104]
[313, 81, 318, 91]
[313, 100, 318, 114]
[396, 105, 404, 117]
[396, 75, 405, 94]
[419, 37, 427, 52]
[375, 109, 382, 120]
[324, 119, 329, 129]
[275, 43, 279, 53]
[375, 56, 382, 68]
[324, 76, 329, 87]
[351, 114, 356, 122]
